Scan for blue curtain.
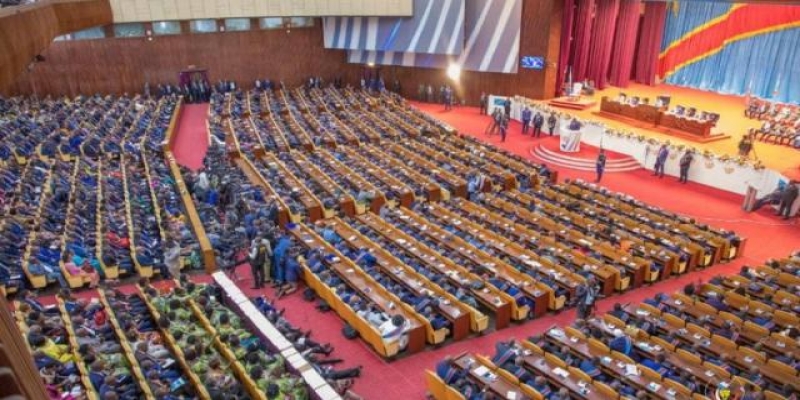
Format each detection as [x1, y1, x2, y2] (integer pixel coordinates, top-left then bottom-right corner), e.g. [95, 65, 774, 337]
[664, 27, 800, 104]
[660, 2, 732, 50]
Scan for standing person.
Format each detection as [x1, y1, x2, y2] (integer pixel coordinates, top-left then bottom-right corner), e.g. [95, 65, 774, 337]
[678, 150, 694, 184]
[595, 150, 607, 183]
[575, 278, 599, 320]
[426, 85, 433, 103]
[248, 238, 267, 289]
[479, 92, 487, 115]
[486, 109, 501, 136]
[418, 84, 425, 101]
[778, 181, 798, 219]
[547, 113, 557, 136]
[653, 144, 669, 178]
[164, 239, 182, 280]
[503, 97, 511, 118]
[499, 115, 508, 142]
[532, 112, 545, 138]
[521, 107, 532, 135]
[738, 132, 754, 158]
[444, 86, 453, 111]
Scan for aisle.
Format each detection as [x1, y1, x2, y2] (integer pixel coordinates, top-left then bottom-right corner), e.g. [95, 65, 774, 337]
[172, 103, 210, 171]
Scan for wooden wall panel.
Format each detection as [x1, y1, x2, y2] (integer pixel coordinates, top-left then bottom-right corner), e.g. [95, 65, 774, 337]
[7, 0, 563, 103]
[0, 0, 112, 93]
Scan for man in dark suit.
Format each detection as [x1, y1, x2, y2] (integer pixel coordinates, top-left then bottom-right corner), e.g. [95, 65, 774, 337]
[779, 180, 798, 219]
[532, 112, 545, 138]
[503, 98, 511, 117]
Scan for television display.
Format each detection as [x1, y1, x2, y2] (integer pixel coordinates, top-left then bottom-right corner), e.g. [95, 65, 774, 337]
[521, 56, 545, 70]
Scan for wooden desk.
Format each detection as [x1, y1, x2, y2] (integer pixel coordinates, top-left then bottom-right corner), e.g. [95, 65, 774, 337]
[337, 148, 415, 208]
[360, 144, 443, 202]
[409, 205, 556, 315]
[454, 354, 530, 400]
[545, 329, 679, 399]
[290, 224, 426, 354]
[659, 113, 715, 138]
[321, 217, 471, 342]
[521, 353, 605, 400]
[600, 97, 662, 125]
[259, 153, 323, 221]
[311, 150, 386, 214]
[288, 151, 357, 217]
[356, 212, 508, 331]
[385, 207, 537, 321]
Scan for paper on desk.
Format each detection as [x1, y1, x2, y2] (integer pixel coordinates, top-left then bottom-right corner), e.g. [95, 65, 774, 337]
[624, 364, 639, 376]
[473, 365, 490, 377]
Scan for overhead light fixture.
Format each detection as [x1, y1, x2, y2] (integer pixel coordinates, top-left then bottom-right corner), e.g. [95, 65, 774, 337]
[367, 62, 375, 67]
[447, 63, 461, 80]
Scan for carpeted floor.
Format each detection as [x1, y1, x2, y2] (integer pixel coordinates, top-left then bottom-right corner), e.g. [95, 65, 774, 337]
[172, 103, 210, 171]
[163, 99, 800, 400]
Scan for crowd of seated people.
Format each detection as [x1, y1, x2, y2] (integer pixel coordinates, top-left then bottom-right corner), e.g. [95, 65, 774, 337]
[745, 99, 800, 147]
[144, 279, 311, 399]
[0, 94, 203, 292]
[15, 290, 91, 399]
[432, 251, 800, 400]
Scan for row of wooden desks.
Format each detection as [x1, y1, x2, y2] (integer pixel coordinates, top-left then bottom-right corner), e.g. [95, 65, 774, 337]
[384, 207, 540, 321]
[356, 212, 509, 330]
[619, 304, 798, 387]
[451, 197, 626, 296]
[336, 148, 415, 208]
[359, 144, 443, 202]
[319, 217, 470, 342]
[288, 223, 427, 353]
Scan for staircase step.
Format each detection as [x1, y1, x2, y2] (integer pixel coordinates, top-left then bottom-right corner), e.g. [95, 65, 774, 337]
[530, 144, 641, 172]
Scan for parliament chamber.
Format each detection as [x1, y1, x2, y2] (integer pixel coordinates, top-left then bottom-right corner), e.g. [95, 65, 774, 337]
[1, 0, 800, 400]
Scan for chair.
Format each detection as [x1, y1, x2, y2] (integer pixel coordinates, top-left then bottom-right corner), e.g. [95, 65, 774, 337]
[475, 354, 495, 370]
[731, 376, 760, 392]
[522, 341, 544, 356]
[764, 391, 789, 400]
[568, 366, 593, 384]
[648, 336, 675, 352]
[603, 314, 626, 328]
[593, 381, 620, 399]
[663, 379, 692, 398]
[743, 321, 770, 337]
[766, 359, 798, 377]
[774, 310, 800, 328]
[693, 301, 718, 316]
[587, 337, 610, 355]
[495, 368, 519, 385]
[702, 361, 732, 379]
[638, 303, 662, 316]
[444, 385, 466, 400]
[718, 311, 742, 326]
[565, 326, 586, 340]
[739, 346, 767, 364]
[638, 364, 662, 382]
[611, 351, 634, 364]
[710, 334, 737, 352]
[545, 353, 567, 369]
[692, 394, 712, 400]
[676, 348, 702, 365]
[662, 313, 686, 328]
[425, 370, 447, 400]
[616, 275, 631, 292]
[686, 323, 711, 338]
[520, 383, 544, 400]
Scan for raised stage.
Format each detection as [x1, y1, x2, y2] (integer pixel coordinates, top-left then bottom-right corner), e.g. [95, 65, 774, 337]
[548, 95, 597, 110]
[551, 83, 800, 179]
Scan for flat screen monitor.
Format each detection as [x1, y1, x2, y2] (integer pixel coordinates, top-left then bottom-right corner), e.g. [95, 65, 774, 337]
[521, 56, 545, 70]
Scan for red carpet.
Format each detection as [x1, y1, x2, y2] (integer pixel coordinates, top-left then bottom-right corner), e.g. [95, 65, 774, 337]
[156, 101, 800, 400]
[172, 103, 210, 171]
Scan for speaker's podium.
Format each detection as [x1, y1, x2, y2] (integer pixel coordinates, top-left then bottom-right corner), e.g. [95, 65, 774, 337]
[549, 83, 597, 111]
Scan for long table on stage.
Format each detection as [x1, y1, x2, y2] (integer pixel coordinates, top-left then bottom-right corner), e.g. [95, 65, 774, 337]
[599, 97, 724, 142]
